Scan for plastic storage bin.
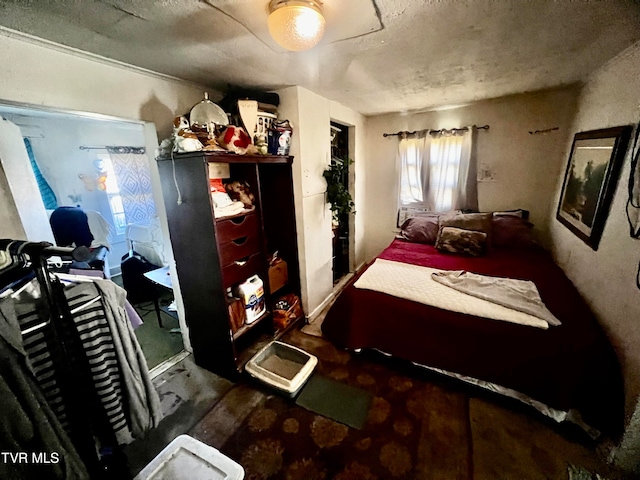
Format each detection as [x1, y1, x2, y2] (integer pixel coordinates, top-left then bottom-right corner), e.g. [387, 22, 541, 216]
[245, 341, 317, 397]
[134, 434, 244, 480]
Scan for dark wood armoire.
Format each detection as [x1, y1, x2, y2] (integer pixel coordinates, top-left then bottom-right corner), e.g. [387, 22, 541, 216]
[157, 151, 302, 378]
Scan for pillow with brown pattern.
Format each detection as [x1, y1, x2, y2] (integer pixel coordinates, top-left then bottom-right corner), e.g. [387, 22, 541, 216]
[437, 212, 493, 248]
[435, 226, 488, 256]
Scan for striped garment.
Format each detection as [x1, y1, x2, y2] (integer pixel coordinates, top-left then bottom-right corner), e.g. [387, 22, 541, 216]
[11, 278, 146, 445]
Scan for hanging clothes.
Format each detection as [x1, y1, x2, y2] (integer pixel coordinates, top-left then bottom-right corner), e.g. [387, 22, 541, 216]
[65, 278, 162, 442]
[11, 283, 71, 431]
[0, 297, 88, 480]
[3, 275, 162, 446]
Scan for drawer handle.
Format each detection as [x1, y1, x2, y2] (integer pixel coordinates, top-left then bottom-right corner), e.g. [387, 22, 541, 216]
[232, 236, 248, 246]
[233, 259, 248, 267]
[231, 216, 247, 225]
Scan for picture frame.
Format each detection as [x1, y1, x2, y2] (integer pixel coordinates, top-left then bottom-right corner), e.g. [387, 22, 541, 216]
[556, 126, 632, 250]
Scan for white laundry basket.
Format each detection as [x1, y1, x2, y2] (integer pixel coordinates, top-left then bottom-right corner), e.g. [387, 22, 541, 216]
[134, 434, 244, 480]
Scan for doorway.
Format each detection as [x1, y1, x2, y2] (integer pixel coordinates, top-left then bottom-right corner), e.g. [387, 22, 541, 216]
[330, 121, 351, 284]
[0, 102, 184, 371]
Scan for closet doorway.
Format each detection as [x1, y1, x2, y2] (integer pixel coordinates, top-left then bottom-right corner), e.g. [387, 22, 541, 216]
[330, 121, 351, 284]
[0, 101, 185, 372]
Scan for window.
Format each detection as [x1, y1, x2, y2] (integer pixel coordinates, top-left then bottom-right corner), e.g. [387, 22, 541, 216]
[399, 135, 426, 206]
[96, 154, 127, 235]
[426, 135, 463, 212]
[398, 129, 476, 213]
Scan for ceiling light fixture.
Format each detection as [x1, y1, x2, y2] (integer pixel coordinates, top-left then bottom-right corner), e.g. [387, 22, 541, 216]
[267, 0, 326, 51]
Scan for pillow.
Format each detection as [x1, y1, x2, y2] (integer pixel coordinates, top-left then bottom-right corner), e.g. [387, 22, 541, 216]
[492, 209, 529, 220]
[492, 215, 537, 248]
[435, 226, 487, 256]
[400, 214, 440, 244]
[438, 212, 493, 247]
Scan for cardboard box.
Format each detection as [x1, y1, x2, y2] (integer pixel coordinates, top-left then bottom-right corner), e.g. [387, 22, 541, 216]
[268, 258, 288, 294]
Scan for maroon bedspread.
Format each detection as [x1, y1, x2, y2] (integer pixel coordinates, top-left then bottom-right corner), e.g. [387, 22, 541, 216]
[322, 239, 623, 435]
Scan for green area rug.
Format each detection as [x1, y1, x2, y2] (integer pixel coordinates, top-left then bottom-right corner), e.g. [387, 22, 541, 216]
[295, 374, 373, 430]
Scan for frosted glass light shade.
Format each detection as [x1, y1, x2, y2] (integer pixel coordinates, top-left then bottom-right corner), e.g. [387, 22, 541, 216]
[268, 1, 326, 51]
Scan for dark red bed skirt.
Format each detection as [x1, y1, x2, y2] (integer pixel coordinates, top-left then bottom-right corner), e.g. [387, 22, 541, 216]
[322, 239, 623, 437]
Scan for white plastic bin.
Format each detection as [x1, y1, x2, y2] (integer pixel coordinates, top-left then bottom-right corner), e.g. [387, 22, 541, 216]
[236, 274, 266, 324]
[134, 434, 244, 480]
[245, 341, 317, 397]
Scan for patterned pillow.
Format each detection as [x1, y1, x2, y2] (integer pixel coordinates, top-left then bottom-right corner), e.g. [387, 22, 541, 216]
[438, 212, 493, 247]
[435, 226, 488, 256]
[400, 214, 440, 244]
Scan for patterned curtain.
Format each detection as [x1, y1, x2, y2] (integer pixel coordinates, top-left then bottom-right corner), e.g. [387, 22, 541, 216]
[24, 138, 58, 209]
[106, 146, 156, 224]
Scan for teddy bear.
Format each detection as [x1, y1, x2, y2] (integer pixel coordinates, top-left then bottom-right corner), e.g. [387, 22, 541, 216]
[224, 180, 255, 207]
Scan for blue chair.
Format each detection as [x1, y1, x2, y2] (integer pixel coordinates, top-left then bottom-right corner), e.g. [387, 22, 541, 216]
[49, 206, 109, 275]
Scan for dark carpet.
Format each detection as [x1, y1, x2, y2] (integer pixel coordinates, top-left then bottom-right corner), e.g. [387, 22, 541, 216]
[222, 364, 434, 479]
[189, 330, 630, 480]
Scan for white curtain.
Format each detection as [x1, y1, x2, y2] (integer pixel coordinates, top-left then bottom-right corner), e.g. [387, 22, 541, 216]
[398, 127, 478, 212]
[398, 131, 429, 205]
[107, 147, 156, 224]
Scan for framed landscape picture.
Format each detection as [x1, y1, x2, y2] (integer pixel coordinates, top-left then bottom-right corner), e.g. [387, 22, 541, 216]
[556, 126, 632, 250]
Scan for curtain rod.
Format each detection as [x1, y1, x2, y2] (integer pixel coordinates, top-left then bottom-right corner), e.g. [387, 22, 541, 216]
[79, 146, 109, 150]
[79, 145, 145, 150]
[382, 124, 490, 138]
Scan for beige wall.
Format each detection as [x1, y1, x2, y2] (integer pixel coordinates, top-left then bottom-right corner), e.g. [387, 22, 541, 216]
[548, 41, 640, 471]
[363, 86, 581, 260]
[0, 33, 209, 140]
[0, 31, 212, 239]
[0, 31, 215, 353]
[277, 86, 366, 319]
[0, 31, 368, 346]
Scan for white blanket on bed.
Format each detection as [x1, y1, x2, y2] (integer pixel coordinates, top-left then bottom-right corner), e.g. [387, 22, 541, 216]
[353, 258, 550, 329]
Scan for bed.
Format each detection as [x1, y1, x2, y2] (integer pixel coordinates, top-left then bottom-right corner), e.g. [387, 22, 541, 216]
[321, 211, 623, 437]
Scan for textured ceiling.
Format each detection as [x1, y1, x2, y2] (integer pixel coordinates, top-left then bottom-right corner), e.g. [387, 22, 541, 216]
[0, 0, 639, 116]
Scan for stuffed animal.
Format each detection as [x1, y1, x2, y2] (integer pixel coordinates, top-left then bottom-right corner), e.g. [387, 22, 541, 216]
[172, 115, 204, 153]
[225, 180, 255, 207]
[157, 137, 173, 157]
[173, 115, 190, 133]
[175, 136, 203, 153]
[217, 126, 258, 155]
[255, 133, 268, 155]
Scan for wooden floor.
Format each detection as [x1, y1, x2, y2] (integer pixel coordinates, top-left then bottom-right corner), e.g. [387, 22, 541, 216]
[128, 327, 633, 479]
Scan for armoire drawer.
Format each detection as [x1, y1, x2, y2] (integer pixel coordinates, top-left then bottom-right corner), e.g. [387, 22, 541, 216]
[219, 235, 260, 266]
[221, 252, 264, 288]
[216, 213, 259, 242]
